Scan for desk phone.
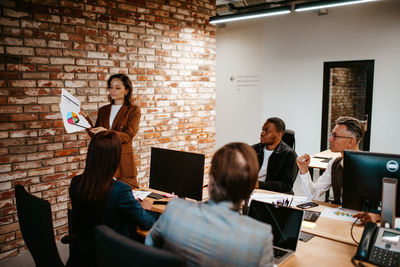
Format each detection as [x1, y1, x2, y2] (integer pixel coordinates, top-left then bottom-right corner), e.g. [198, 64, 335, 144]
[356, 222, 400, 267]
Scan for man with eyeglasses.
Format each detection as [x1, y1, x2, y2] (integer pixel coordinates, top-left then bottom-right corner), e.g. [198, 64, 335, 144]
[296, 116, 365, 204]
[253, 117, 298, 194]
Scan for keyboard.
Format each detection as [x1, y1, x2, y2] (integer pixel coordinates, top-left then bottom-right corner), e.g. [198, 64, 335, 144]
[303, 210, 321, 222]
[273, 247, 289, 259]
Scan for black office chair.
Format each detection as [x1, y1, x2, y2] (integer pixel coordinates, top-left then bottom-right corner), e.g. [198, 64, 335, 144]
[282, 129, 295, 150]
[15, 184, 65, 267]
[94, 225, 186, 267]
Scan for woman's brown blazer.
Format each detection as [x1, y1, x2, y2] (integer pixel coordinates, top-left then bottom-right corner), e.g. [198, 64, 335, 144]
[91, 103, 141, 188]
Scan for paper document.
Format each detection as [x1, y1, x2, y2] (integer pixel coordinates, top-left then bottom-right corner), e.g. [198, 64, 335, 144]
[59, 89, 91, 133]
[132, 190, 152, 201]
[320, 207, 358, 222]
[249, 192, 309, 207]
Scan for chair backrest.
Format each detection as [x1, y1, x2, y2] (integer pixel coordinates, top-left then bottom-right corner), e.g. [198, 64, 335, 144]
[95, 225, 186, 267]
[282, 129, 295, 149]
[15, 185, 64, 267]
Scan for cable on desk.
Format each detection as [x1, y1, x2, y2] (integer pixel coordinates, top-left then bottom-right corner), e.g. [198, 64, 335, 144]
[351, 256, 367, 267]
[350, 217, 360, 245]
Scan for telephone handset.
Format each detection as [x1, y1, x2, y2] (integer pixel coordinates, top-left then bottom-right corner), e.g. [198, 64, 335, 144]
[355, 222, 400, 267]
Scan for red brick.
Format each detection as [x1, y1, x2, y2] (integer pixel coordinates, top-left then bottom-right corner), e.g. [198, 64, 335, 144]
[25, 137, 53, 145]
[39, 128, 63, 136]
[0, 138, 25, 147]
[54, 149, 78, 157]
[23, 56, 49, 64]
[25, 121, 53, 129]
[9, 80, 36, 87]
[27, 151, 53, 161]
[6, 64, 35, 72]
[9, 113, 37, 121]
[27, 167, 54, 177]
[0, 106, 22, 114]
[35, 48, 62, 57]
[55, 162, 79, 172]
[13, 161, 41, 171]
[74, 42, 96, 51]
[63, 50, 86, 58]
[10, 130, 38, 138]
[60, 33, 84, 42]
[29, 182, 57, 193]
[0, 155, 26, 164]
[23, 105, 50, 113]
[1, 206, 17, 217]
[62, 16, 85, 25]
[34, 13, 60, 23]
[76, 26, 98, 35]
[35, 31, 59, 40]
[38, 143, 63, 151]
[37, 65, 63, 72]
[8, 97, 37, 105]
[0, 171, 26, 182]
[13, 177, 40, 187]
[0, 72, 20, 79]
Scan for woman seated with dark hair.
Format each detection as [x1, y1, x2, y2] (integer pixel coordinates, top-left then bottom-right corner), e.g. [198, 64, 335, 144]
[69, 131, 156, 266]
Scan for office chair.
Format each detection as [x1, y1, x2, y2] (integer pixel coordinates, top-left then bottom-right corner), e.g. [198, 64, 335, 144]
[15, 184, 65, 267]
[282, 129, 295, 150]
[95, 225, 186, 267]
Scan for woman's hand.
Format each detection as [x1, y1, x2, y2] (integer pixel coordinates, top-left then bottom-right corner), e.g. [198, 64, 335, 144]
[90, 127, 107, 134]
[79, 111, 88, 118]
[140, 199, 153, 210]
[296, 154, 311, 175]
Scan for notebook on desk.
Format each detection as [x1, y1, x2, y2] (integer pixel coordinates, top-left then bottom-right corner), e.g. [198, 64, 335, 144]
[247, 200, 304, 266]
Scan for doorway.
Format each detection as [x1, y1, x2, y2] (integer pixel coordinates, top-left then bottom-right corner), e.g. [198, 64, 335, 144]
[320, 60, 374, 151]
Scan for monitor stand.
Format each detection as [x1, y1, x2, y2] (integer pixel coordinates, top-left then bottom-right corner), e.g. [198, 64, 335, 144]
[381, 177, 398, 229]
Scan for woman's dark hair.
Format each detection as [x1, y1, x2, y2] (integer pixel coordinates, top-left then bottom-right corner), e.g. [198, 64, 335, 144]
[107, 73, 133, 106]
[209, 142, 259, 210]
[73, 131, 121, 226]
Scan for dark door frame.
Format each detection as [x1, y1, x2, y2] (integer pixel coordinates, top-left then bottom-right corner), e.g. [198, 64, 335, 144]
[321, 60, 374, 152]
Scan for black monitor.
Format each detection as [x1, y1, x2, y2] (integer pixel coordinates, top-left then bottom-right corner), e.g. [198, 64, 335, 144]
[342, 150, 400, 215]
[149, 147, 205, 201]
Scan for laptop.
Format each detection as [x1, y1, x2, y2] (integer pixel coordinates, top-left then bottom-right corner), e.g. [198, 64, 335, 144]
[247, 200, 304, 265]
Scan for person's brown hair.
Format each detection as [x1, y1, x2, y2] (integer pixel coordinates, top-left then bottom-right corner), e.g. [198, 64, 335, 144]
[336, 116, 365, 143]
[107, 73, 133, 106]
[209, 142, 259, 210]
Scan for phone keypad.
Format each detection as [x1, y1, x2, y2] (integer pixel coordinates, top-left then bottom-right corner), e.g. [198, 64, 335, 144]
[369, 246, 400, 267]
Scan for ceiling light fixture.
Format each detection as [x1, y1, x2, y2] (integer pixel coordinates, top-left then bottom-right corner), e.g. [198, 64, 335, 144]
[209, 6, 291, 25]
[295, 0, 378, 12]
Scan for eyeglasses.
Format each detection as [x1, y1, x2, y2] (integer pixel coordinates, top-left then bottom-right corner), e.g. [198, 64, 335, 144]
[330, 132, 354, 139]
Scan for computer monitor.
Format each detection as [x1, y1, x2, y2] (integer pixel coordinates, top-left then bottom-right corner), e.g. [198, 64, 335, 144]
[342, 150, 400, 216]
[149, 147, 205, 201]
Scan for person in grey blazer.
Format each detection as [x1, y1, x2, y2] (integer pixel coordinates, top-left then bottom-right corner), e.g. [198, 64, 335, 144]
[145, 142, 274, 267]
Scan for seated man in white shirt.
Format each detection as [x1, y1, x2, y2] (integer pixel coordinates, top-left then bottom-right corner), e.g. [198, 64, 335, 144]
[296, 116, 365, 204]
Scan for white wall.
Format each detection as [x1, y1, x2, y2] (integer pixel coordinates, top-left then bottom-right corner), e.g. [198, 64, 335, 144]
[216, 0, 400, 156]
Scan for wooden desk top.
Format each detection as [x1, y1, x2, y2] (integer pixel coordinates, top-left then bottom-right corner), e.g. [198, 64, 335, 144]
[253, 189, 365, 246]
[309, 149, 341, 170]
[301, 208, 364, 246]
[282, 236, 358, 267]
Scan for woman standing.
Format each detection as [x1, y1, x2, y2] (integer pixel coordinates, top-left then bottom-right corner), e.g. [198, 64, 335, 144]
[85, 74, 140, 188]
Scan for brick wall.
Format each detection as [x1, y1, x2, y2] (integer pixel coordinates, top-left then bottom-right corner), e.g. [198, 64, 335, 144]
[329, 67, 366, 132]
[0, 0, 216, 259]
